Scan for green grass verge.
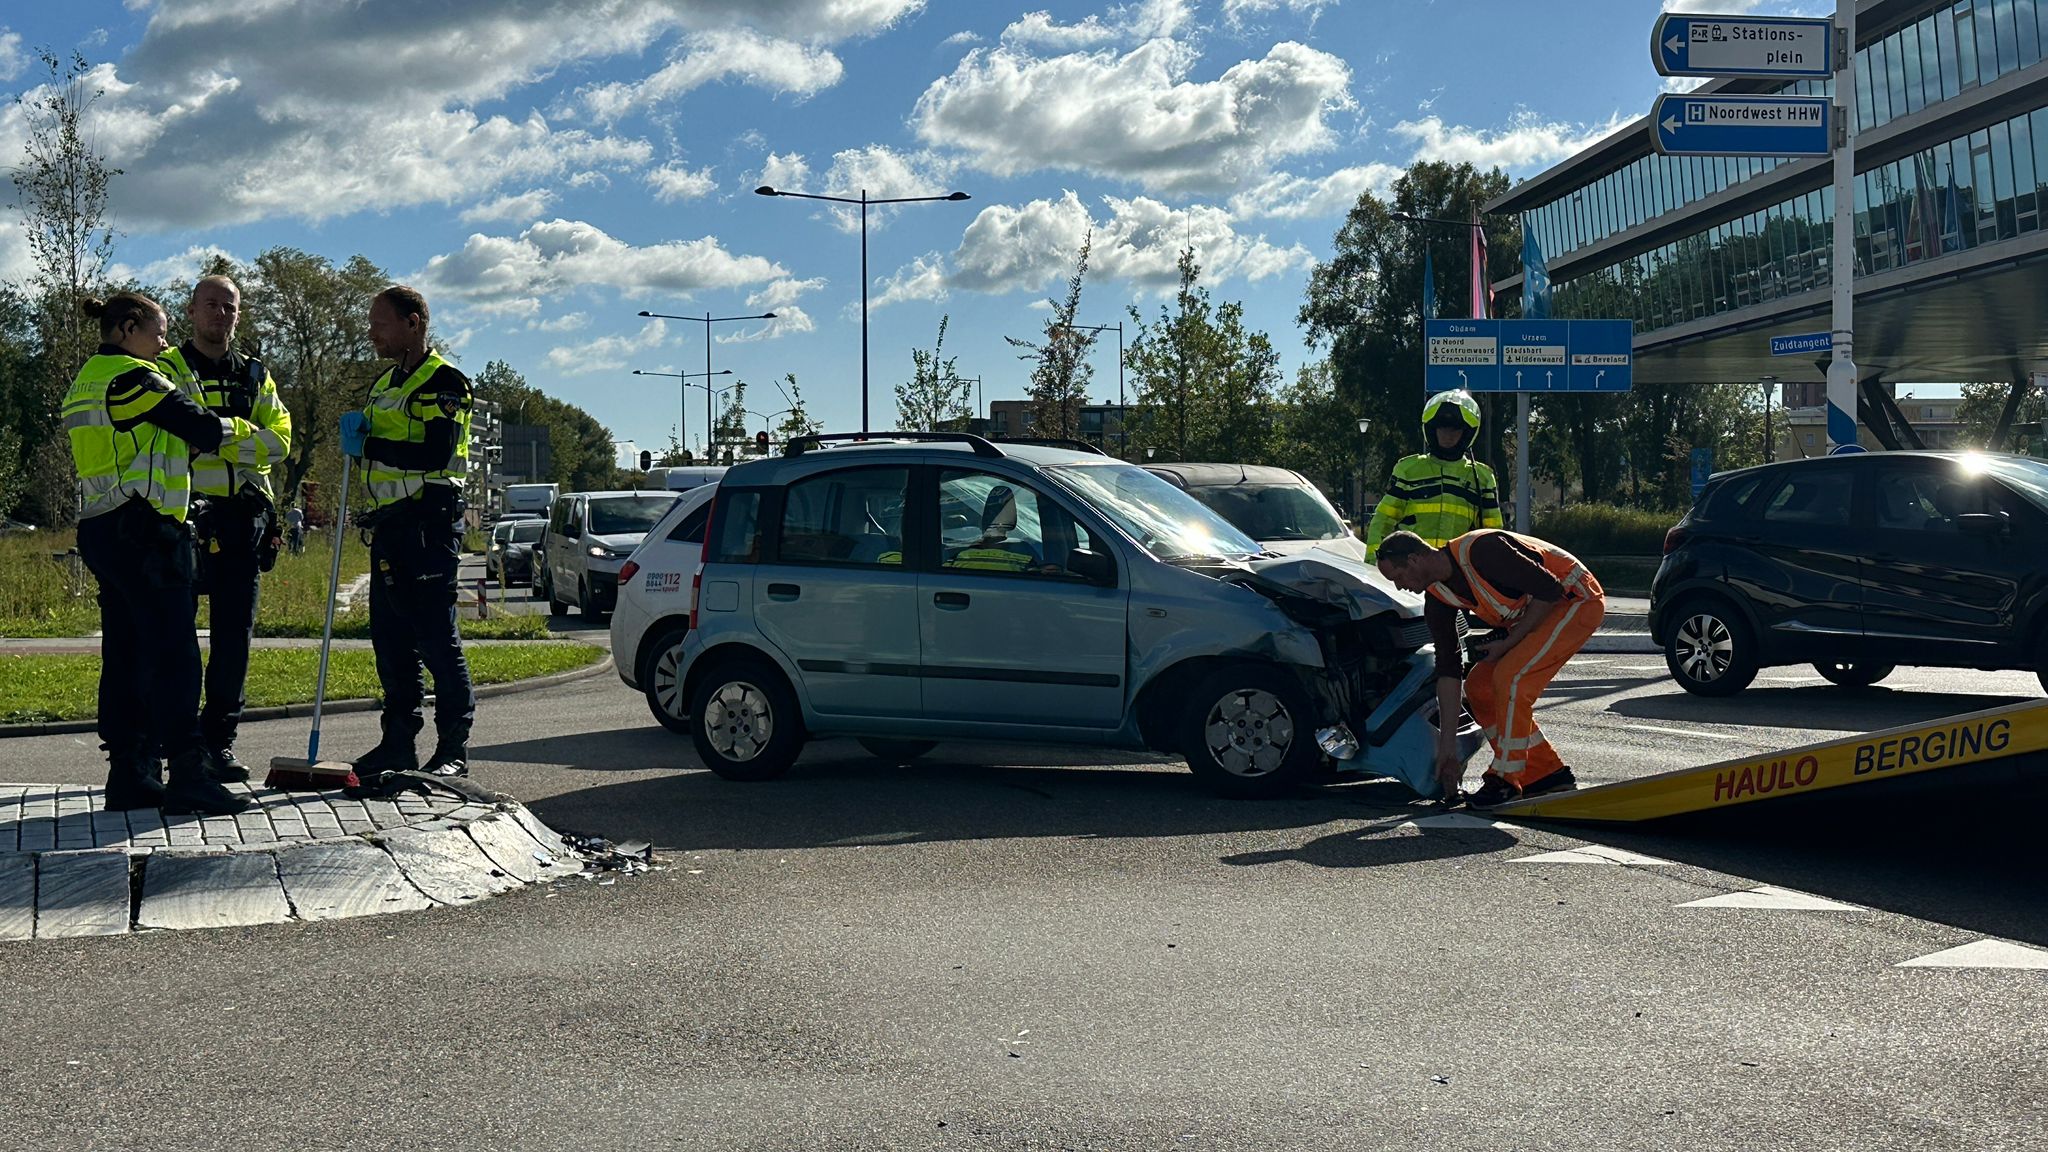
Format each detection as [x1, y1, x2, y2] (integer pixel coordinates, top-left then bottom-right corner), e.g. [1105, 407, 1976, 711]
[0, 641, 605, 725]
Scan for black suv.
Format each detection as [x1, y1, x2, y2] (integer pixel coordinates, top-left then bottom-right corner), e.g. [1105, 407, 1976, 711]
[1651, 451, 2048, 696]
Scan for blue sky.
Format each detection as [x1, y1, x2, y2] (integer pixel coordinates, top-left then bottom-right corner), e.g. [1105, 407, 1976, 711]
[0, 1, 1815, 456]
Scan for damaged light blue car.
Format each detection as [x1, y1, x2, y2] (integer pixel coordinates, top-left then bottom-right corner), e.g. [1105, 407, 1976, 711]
[668, 433, 1482, 799]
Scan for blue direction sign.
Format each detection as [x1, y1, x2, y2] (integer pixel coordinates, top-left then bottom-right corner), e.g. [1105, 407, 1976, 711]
[1425, 319, 1633, 394]
[1652, 14, 1834, 79]
[1567, 320, 1634, 392]
[1425, 320, 1500, 394]
[1770, 331, 1832, 356]
[1690, 447, 1715, 500]
[1651, 93, 1832, 157]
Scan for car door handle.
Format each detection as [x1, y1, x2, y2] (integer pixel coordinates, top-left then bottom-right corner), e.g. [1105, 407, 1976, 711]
[934, 591, 971, 609]
[766, 582, 801, 601]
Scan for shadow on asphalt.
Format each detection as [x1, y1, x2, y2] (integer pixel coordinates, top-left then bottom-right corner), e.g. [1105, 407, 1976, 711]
[1606, 686, 2035, 731]
[519, 747, 1449, 859]
[1539, 755, 2048, 949]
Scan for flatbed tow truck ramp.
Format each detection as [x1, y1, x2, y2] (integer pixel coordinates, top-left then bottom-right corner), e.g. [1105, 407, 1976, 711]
[1493, 699, 2048, 824]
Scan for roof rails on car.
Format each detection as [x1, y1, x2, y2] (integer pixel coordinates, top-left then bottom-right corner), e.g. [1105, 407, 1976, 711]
[988, 437, 1109, 456]
[782, 431, 1005, 458]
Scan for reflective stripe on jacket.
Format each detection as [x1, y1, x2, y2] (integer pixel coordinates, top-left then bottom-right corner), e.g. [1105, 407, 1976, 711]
[159, 345, 293, 498]
[1365, 453, 1502, 558]
[64, 354, 194, 522]
[364, 351, 471, 509]
[1426, 529, 1602, 629]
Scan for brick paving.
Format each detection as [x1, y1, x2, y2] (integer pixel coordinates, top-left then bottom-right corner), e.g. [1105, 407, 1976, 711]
[0, 782, 467, 853]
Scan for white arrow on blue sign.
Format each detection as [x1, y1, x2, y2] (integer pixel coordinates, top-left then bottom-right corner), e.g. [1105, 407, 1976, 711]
[1425, 319, 1632, 394]
[1652, 14, 1835, 79]
[1651, 93, 1832, 158]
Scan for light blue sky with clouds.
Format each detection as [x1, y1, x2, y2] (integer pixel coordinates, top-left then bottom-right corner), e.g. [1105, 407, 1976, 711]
[1, 1, 1830, 455]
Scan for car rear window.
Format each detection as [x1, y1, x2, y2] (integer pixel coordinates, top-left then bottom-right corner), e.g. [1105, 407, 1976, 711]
[1188, 484, 1346, 541]
[510, 522, 542, 543]
[706, 490, 763, 564]
[587, 495, 673, 535]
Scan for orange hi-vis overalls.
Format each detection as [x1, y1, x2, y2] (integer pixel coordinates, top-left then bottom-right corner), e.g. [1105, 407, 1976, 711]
[1428, 530, 1605, 790]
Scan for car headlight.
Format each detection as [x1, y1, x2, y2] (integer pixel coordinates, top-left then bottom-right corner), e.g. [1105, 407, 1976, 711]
[587, 545, 613, 558]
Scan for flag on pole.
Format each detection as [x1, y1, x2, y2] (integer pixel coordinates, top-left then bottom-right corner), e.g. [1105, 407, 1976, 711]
[1522, 226, 1550, 320]
[1422, 246, 1437, 320]
[1470, 211, 1491, 319]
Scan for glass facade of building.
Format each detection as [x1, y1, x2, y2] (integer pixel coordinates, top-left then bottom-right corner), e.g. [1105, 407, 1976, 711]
[1524, 0, 2048, 273]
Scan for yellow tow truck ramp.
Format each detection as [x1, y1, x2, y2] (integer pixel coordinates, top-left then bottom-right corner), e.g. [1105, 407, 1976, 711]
[1494, 699, 2048, 823]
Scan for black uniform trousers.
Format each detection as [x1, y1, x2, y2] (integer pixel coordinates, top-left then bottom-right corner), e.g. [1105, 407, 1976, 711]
[78, 503, 206, 763]
[195, 499, 263, 750]
[368, 494, 476, 741]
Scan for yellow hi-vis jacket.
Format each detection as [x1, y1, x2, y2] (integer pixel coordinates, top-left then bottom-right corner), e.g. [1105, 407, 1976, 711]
[159, 345, 292, 499]
[1365, 453, 1503, 560]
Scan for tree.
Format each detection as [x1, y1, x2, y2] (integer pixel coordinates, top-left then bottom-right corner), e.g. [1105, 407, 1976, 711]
[895, 315, 973, 431]
[713, 379, 750, 458]
[1125, 248, 1281, 464]
[770, 373, 824, 443]
[5, 50, 122, 524]
[472, 358, 618, 491]
[1007, 232, 1096, 439]
[1958, 381, 2048, 451]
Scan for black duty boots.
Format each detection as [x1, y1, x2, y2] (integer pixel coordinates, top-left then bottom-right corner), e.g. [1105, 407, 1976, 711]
[162, 747, 252, 816]
[207, 745, 252, 783]
[352, 730, 421, 778]
[102, 751, 167, 812]
[422, 728, 470, 778]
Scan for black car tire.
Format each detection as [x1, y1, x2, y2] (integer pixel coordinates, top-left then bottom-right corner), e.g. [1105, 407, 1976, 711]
[532, 567, 550, 601]
[857, 738, 938, 763]
[1664, 597, 1759, 697]
[690, 656, 804, 782]
[1180, 663, 1320, 799]
[1814, 662, 1895, 688]
[641, 626, 691, 735]
[578, 578, 607, 622]
[545, 570, 568, 618]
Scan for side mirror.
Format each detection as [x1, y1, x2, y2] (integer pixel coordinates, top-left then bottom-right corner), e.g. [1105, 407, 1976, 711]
[1066, 547, 1116, 587]
[1955, 511, 2010, 537]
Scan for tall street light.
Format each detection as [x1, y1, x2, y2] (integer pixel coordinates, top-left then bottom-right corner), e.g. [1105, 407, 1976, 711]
[637, 309, 775, 452]
[632, 367, 731, 459]
[753, 185, 971, 434]
[1054, 321, 1125, 458]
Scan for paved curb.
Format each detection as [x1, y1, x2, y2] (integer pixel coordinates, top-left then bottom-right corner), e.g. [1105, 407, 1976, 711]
[0, 782, 624, 941]
[0, 652, 614, 740]
[1583, 633, 1659, 654]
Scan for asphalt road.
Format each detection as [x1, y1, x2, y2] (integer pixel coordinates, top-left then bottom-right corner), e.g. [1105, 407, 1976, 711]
[2, 584, 2043, 1150]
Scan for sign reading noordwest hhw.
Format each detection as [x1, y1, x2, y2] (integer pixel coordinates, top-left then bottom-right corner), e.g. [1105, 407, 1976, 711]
[1652, 14, 1836, 79]
[1651, 93, 1833, 157]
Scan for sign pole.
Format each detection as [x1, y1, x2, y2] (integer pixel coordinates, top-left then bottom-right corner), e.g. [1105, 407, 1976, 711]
[1514, 391, 1532, 531]
[1826, 1, 1859, 451]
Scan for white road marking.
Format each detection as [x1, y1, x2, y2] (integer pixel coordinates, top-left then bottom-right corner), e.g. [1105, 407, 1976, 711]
[1400, 812, 1522, 832]
[1896, 939, 2048, 969]
[1677, 885, 1860, 911]
[1617, 723, 1743, 742]
[1513, 845, 1673, 865]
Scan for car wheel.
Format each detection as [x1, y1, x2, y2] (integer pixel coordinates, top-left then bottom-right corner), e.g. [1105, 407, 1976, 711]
[1813, 662, 1894, 688]
[689, 657, 804, 781]
[1664, 598, 1758, 697]
[641, 626, 691, 735]
[546, 571, 568, 618]
[1180, 663, 1319, 799]
[857, 738, 937, 763]
[532, 568, 549, 601]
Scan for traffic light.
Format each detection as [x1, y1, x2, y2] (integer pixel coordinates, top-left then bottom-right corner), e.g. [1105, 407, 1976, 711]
[637, 449, 652, 471]
[755, 430, 770, 454]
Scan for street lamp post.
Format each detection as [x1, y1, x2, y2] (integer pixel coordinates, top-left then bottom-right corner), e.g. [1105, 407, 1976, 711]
[753, 185, 971, 434]
[1053, 321, 1125, 458]
[637, 309, 775, 455]
[631, 367, 732, 459]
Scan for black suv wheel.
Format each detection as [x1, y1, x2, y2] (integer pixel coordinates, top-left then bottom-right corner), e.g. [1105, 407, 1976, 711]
[1665, 598, 1759, 696]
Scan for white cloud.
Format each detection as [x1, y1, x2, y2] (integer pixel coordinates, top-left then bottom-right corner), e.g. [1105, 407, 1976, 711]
[1001, 11, 1120, 50]
[1224, 0, 1339, 26]
[1391, 110, 1633, 171]
[418, 218, 786, 317]
[0, 218, 36, 286]
[109, 244, 241, 287]
[755, 151, 811, 192]
[1230, 163, 1401, 220]
[877, 190, 1311, 308]
[578, 29, 845, 123]
[942, 30, 984, 47]
[530, 311, 590, 332]
[719, 276, 823, 342]
[1661, 74, 1709, 94]
[0, 1, 926, 230]
[459, 189, 557, 225]
[646, 163, 718, 203]
[913, 38, 1354, 195]
[815, 145, 961, 232]
[0, 31, 23, 84]
[546, 318, 671, 376]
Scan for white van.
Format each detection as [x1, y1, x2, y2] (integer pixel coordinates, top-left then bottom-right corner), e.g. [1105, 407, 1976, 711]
[502, 482, 559, 517]
[646, 465, 727, 493]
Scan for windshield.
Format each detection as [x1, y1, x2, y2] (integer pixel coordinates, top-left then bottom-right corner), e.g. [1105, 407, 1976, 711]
[1186, 483, 1347, 542]
[588, 495, 674, 536]
[1044, 463, 1261, 560]
[509, 521, 543, 543]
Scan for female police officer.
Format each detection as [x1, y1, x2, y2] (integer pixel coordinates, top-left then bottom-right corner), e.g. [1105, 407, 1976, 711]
[64, 293, 258, 815]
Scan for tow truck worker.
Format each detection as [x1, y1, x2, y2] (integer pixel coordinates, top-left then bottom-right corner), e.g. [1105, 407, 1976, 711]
[1375, 528, 1605, 809]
